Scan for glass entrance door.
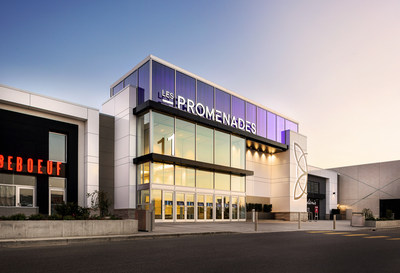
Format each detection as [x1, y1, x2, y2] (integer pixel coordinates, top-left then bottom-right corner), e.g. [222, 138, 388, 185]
[176, 193, 185, 220]
[164, 191, 173, 220]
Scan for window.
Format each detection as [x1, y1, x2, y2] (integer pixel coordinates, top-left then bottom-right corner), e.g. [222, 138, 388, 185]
[176, 72, 196, 111]
[196, 170, 213, 189]
[152, 189, 162, 219]
[152, 112, 174, 155]
[137, 163, 150, 184]
[246, 102, 256, 133]
[215, 173, 230, 191]
[137, 190, 150, 210]
[239, 196, 246, 219]
[308, 181, 319, 194]
[137, 113, 150, 156]
[124, 70, 138, 88]
[267, 111, 276, 141]
[175, 166, 195, 187]
[215, 130, 230, 166]
[152, 163, 174, 185]
[215, 89, 231, 122]
[277, 116, 285, 144]
[231, 175, 245, 192]
[197, 81, 214, 111]
[232, 96, 245, 129]
[196, 125, 213, 163]
[49, 132, 67, 162]
[138, 61, 150, 105]
[49, 177, 66, 215]
[231, 135, 245, 169]
[0, 173, 36, 207]
[152, 61, 175, 106]
[257, 107, 267, 138]
[175, 119, 195, 160]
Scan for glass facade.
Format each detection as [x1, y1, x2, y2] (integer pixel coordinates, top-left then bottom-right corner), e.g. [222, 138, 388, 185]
[152, 61, 175, 106]
[231, 135, 245, 169]
[152, 112, 174, 155]
[114, 58, 299, 144]
[175, 119, 195, 160]
[214, 130, 230, 166]
[196, 125, 213, 163]
[176, 71, 196, 110]
[138, 61, 150, 105]
[120, 58, 304, 222]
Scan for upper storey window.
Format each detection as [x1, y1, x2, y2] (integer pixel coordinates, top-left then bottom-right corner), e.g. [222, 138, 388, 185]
[152, 61, 175, 106]
[49, 132, 67, 163]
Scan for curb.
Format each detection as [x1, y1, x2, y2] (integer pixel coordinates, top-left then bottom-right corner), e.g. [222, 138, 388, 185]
[0, 231, 238, 248]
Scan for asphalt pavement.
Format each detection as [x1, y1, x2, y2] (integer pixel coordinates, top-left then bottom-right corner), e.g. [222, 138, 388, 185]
[1, 228, 400, 273]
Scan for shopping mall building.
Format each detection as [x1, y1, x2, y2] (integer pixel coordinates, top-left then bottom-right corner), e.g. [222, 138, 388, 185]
[1, 55, 399, 221]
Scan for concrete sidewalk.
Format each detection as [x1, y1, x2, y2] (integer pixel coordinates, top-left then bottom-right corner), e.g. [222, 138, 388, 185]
[0, 220, 368, 248]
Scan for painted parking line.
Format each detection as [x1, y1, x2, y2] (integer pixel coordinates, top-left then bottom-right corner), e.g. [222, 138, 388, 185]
[343, 234, 369, 237]
[323, 232, 351, 235]
[363, 236, 389, 239]
[307, 231, 329, 234]
[386, 238, 400, 241]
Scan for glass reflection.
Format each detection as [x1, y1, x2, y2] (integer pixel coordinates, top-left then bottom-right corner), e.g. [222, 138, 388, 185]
[176, 193, 185, 220]
[196, 125, 213, 163]
[215, 173, 230, 191]
[216, 196, 222, 219]
[152, 112, 174, 155]
[215, 130, 230, 166]
[152, 189, 162, 219]
[187, 194, 195, 219]
[196, 170, 213, 189]
[197, 195, 204, 220]
[232, 197, 238, 219]
[231, 135, 245, 169]
[224, 196, 230, 220]
[175, 166, 195, 187]
[206, 195, 213, 219]
[164, 192, 173, 220]
[137, 113, 150, 156]
[175, 119, 195, 160]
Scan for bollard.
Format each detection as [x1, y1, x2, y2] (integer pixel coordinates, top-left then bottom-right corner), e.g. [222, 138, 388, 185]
[333, 214, 336, 230]
[252, 209, 255, 223]
[255, 211, 258, 231]
[298, 212, 301, 229]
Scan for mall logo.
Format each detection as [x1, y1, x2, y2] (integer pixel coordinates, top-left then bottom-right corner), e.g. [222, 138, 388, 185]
[159, 90, 257, 134]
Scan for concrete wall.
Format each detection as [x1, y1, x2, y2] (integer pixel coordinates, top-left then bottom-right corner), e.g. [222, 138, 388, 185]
[331, 160, 400, 218]
[101, 86, 137, 210]
[269, 130, 308, 220]
[0, 220, 138, 239]
[0, 207, 38, 217]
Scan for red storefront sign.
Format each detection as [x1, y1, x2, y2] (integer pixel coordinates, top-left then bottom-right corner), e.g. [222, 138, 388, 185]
[0, 154, 64, 176]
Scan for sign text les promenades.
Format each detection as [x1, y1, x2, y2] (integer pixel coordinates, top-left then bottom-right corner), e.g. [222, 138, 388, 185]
[0, 154, 64, 176]
[160, 90, 257, 134]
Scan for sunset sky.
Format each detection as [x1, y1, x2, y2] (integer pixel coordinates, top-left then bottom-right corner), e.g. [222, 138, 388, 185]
[1, 0, 400, 168]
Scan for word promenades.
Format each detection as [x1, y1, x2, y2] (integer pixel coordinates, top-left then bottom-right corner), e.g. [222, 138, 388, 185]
[160, 90, 257, 134]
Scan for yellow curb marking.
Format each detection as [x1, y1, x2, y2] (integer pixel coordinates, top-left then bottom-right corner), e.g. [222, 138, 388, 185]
[363, 236, 389, 239]
[324, 232, 350, 235]
[343, 234, 369, 237]
[386, 238, 400, 241]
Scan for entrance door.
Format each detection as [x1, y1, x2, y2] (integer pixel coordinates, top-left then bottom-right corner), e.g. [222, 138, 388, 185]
[49, 189, 65, 215]
[176, 193, 185, 220]
[163, 191, 173, 221]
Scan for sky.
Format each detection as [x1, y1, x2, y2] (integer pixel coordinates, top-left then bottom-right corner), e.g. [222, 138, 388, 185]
[1, 0, 400, 169]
